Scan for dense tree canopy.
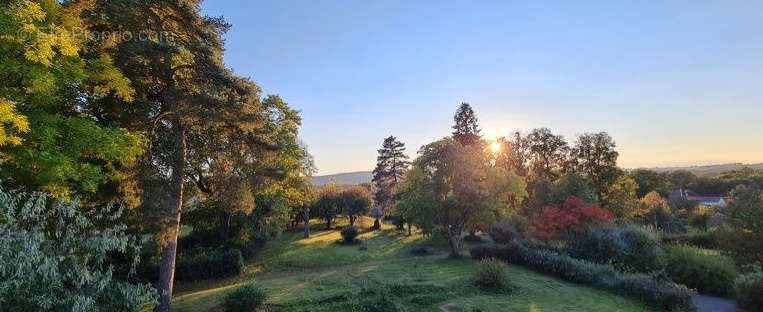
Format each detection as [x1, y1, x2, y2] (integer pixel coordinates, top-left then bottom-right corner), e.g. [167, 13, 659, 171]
[526, 128, 569, 180]
[411, 137, 526, 256]
[0, 0, 144, 200]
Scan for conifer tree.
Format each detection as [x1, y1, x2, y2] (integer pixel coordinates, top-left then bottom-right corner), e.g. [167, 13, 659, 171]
[372, 136, 410, 227]
[452, 102, 481, 146]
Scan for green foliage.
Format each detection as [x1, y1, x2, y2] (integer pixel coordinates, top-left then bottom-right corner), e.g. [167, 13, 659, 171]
[717, 185, 763, 266]
[568, 132, 620, 198]
[0, 0, 144, 200]
[340, 225, 359, 243]
[0, 189, 157, 311]
[630, 169, 668, 198]
[176, 249, 244, 282]
[604, 175, 643, 220]
[340, 185, 372, 226]
[395, 165, 438, 235]
[414, 137, 527, 256]
[661, 231, 719, 249]
[568, 225, 664, 272]
[487, 215, 528, 244]
[735, 271, 763, 312]
[223, 284, 267, 312]
[474, 257, 508, 288]
[470, 241, 694, 312]
[526, 128, 569, 180]
[665, 245, 738, 296]
[551, 173, 599, 205]
[314, 183, 342, 229]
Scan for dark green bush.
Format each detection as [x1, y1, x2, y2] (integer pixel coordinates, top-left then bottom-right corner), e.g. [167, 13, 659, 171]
[487, 215, 528, 244]
[340, 225, 359, 243]
[474, 257, 508, 288]
[223, 283, 267, 312]
[662, 231, 719, 249]
[568, 225, 664, 272]
[735, 271, 763, 312]
[665, 245, 738, 296]
[470, 241, 694, 311]
[174, 249, 244, 281]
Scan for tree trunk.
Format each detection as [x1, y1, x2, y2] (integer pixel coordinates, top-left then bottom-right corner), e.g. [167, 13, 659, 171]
[302, 208, 310, 238]
[157, 123, 186, 312]
[448, 231, 460, 258]
[326, 217, 332, 230]
[373, 218, 380, 230]
[407, 222, 412, 236]
[349, 215, 355, 226]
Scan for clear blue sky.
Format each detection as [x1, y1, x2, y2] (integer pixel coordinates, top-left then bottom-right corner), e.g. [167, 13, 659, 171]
[202, 1, 763, 175]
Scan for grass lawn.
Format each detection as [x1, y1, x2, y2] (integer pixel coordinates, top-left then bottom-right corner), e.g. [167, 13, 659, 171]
[170, 218, 655, 312]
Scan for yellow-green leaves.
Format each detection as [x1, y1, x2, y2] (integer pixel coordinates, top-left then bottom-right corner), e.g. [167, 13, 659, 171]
[0, 98, 29, 146]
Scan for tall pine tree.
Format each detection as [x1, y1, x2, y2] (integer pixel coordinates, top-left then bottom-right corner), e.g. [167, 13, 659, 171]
[452, 102, 481, 146]
[372, 136, 410, 227]
[82, 2, 294, 310]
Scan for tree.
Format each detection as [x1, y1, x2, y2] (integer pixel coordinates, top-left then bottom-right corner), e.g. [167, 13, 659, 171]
[395, 165, 438, 235]
[630, 169, 668, 198]
[495, 131, 530, 176]
[667, 170, 697, 190]
[452, 103, 481, 146]
[526, 128, 569, 180]
[371, 136, 410, 221]
[340, 185, 372, 226]
[604, 175, 642, 220]
[0, 0, 144, 201]
[0, 189, 157, 311]
[83, 3, 296, 310]
[550, 173, 599, 205]
[415, 137, 525, 257]
[569, 132, 620, 198]
[639, 191, 672, 229]
[314, 182, 341, 230]
[718, 185, 763, 265]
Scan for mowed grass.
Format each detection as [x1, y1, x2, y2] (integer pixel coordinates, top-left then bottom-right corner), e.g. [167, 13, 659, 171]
[171, 218, 655, 312]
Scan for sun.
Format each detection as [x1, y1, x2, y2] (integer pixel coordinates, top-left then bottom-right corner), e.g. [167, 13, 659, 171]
[490, 141, 502, 153]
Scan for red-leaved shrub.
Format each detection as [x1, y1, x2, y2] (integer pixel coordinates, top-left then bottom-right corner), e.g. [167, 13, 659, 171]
[528, 196, 612, 240]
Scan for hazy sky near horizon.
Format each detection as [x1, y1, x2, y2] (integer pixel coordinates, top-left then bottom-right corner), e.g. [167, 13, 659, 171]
[201, 1, 763, 175]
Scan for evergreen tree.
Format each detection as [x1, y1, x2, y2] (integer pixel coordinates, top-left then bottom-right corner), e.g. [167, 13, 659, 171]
[452, 102, 481, 146]
[371, 136, 410, 224]
[82, 2, 298, 310]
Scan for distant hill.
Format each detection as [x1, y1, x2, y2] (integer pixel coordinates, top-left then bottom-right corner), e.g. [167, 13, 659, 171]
[314, 163, 763, 186]
[312, 171, 372, 186]
[635, 163, 763, 176]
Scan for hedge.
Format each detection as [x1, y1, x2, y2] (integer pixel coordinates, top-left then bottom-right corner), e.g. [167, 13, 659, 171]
[138, 248, 244, 282]
[471, 241, 695, 311]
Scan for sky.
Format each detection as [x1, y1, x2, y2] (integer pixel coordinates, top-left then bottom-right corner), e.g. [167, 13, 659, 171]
[201, 1, 763, 175]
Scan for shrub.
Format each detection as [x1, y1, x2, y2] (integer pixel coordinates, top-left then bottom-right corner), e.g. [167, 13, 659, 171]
[223, 284, 267, 312]
[475, 257, 508, 288]
[488, 215, 528, 244]
[174, 249, 244, 281]
[665, 245, 738, 296]
[470, 241, 694, 311]
[568, 225, 664, 272]
[0, 191, 158, 311]
[735, 271, 763, 312]
[340, 225, 359, 243]
[662, 231, 719, 249]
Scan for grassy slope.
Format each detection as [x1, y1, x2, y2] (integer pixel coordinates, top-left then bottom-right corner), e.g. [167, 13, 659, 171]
[171, 218, 654, 312]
